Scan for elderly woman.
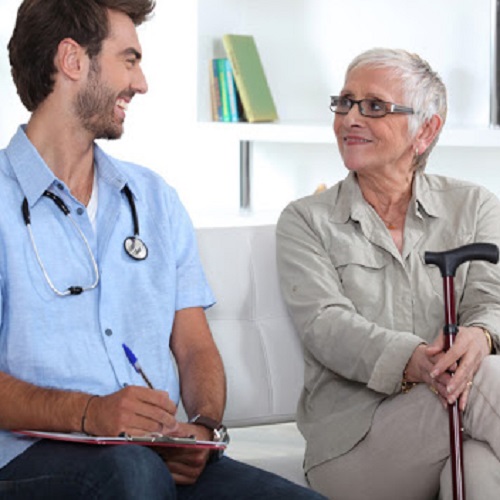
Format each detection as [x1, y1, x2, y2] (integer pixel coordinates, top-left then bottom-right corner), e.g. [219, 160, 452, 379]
[276, 48, 500, 500]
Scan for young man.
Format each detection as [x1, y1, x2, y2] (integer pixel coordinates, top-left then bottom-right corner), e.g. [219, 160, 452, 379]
[0, 1, 325, 498]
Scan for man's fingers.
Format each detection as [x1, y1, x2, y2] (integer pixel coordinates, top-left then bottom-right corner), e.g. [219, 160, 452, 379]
[161, 449, 209, 485]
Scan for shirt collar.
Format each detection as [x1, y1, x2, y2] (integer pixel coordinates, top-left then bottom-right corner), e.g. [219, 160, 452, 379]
[6, 126, 55, 206]
[6, 125, 132, 206]
[330, 170, 440, 224]
[329, 171, 365, 224]
[412, 170, 439, 219]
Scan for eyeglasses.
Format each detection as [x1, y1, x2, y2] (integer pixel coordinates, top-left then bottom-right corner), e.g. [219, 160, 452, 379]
[330, 96, 414, 118]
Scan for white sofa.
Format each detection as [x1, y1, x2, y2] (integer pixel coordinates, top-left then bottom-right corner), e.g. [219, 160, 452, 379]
[195, 224, 308, 487]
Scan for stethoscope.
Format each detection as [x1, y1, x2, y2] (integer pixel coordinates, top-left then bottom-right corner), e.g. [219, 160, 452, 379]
[22, 185, 148, 296]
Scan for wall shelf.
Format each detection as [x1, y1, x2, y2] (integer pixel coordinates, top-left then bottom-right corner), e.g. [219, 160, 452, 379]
[198, 121, 500, 148]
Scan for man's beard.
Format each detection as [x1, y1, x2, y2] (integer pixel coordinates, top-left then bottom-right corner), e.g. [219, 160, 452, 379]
[75, 59, 125, 140]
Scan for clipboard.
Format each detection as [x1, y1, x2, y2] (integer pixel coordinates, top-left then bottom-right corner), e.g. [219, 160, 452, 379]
[14, 430, 227, 450]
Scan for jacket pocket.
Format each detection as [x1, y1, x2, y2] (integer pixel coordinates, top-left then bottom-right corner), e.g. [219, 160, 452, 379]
[334, 249, 390, 321]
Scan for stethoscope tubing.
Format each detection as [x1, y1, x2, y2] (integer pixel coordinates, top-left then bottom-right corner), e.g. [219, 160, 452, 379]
[22, 193, 100, 296]
[122, 185, 139, 236]
[22, 185, 148, 296]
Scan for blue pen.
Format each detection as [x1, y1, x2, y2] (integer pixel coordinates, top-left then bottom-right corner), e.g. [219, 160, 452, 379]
[122, 343, 154, 389]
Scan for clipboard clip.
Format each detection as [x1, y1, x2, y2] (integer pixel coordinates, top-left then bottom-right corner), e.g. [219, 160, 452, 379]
[121, 432, 198, 445]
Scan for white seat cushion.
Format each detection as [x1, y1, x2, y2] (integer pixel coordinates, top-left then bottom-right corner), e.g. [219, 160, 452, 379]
[196, 225, 304, 427]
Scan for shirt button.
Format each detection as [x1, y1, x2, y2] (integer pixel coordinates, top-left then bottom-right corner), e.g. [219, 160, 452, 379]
[105, 328, 113, 336]
[76, 207, 84, 215]
[57, 183, 64, 190]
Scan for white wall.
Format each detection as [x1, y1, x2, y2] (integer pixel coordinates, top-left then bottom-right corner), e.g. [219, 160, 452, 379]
[0, 1, 29, 139]
[0, 1, 221, 219]
[1, 1, 500, 227]
[196, 0, 500, 224]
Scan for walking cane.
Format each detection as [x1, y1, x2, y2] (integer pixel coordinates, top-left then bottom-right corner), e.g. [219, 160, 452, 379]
[424, 243, 499, 500]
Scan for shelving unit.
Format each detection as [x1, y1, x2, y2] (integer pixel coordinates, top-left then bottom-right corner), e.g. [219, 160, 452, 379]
[197, 0, 498, 210]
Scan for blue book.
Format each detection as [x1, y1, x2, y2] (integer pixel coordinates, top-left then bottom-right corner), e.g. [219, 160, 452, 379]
[215, 58, 231, 122]
[224, 59, 240, 122]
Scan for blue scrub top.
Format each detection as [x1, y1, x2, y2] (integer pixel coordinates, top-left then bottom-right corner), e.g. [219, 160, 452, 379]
[0, 126, 215, 468]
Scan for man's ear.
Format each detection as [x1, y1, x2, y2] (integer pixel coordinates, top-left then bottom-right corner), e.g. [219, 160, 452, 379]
[414, 114, 443, 155]
[55, 38, 87, 81]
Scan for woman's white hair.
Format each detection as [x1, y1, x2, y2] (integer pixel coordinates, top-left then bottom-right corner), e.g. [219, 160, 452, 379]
[346, 48, 447, 170]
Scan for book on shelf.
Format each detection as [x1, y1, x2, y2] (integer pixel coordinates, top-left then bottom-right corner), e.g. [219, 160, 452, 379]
[209, 59, 223, 121]
[215, 58, 231, 122]
[222, 34, 278, 123]
[210, 58, 241, 122]
[223, 58, 240, 122]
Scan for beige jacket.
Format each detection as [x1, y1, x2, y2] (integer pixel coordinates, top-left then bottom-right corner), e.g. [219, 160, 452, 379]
[276, 171, 500, 473]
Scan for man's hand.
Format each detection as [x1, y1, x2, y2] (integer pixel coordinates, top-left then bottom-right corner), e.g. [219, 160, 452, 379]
[153, 422, 213, 485]
[84, 385, 178, 436]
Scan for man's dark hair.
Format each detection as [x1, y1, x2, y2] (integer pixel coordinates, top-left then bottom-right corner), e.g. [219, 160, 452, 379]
[8, 0, 155, 111]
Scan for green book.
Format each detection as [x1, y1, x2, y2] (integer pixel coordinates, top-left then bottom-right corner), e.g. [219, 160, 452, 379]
[222, 34, 278, 123]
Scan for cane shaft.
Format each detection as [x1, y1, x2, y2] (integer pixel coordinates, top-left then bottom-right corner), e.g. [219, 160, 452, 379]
[448, 404, 465, 500]
[443, 277, 465, 500]
[443, 277, 456, 330]
[425, 243, 499, 500]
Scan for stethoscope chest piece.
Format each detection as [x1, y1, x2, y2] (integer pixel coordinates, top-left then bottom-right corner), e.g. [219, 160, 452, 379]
[122, 185, 148, 261]
[124, 236, 148, 261]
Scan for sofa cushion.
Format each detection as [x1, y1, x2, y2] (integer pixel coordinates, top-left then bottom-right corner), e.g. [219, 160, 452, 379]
[227, 422, 308, 487]
[195, 225, 304, 427]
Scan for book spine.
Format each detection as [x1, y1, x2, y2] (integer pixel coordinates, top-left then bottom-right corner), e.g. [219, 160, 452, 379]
[209, 59, 222, 121]
[216, 58, 231, 122]
[223, 46, 251, 121]
[224, 59, 240, 122]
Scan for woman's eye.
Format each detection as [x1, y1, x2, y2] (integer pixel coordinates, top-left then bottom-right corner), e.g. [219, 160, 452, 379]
[368, 100, 384, 111]
[339, 97, 351, 107]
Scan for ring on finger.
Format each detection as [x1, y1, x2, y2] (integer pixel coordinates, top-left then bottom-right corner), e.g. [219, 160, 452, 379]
[429, 385, 438, 395]
[467, 380, 473, 388]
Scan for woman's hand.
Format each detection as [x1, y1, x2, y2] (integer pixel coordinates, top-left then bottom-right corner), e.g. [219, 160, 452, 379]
[426, 326, 491, 410]
[404, 343, 451, 408]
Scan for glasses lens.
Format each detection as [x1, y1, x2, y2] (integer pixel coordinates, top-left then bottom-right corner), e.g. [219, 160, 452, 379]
[331, 96, 351, 114]
[360, 99, 387, 117]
